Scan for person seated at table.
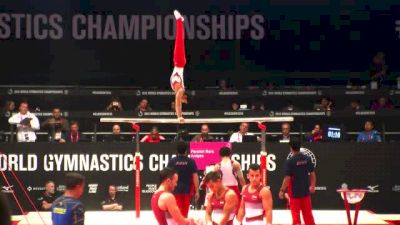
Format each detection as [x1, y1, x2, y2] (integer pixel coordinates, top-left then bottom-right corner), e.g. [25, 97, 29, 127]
[140, 126, 166, 143]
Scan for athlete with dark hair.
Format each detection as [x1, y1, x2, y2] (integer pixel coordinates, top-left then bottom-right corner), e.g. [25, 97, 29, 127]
[151, 167, 200, 225]
[235, 164, 273, 225]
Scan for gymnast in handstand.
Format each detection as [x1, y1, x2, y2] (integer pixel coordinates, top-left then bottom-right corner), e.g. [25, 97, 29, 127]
[170, 10, 188, 123]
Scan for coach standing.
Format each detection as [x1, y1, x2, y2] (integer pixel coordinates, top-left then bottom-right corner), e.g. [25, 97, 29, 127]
[279, 139, 316, 225]
[167, 142, 200, 217]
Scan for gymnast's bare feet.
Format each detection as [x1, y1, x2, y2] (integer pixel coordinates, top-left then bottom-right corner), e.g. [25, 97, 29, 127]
[174, 10, 184, 21]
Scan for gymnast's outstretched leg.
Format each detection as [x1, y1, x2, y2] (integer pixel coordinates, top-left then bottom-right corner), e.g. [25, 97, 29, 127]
[170, 10, 187, 123]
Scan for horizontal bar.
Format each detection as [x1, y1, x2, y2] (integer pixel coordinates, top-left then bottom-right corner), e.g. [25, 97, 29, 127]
[100, 117, 294, 124]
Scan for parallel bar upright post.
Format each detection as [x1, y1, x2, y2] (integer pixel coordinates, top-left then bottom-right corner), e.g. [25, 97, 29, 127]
[134, 126, 141, 218]
[259, 123, 267, 186]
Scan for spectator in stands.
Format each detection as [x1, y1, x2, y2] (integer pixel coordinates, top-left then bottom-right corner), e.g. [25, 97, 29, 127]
[356, 120, 382, 143]
[282, 100, 299, 111]
[315, 96, 333, 111]
[271, 122, 291, 143]
[345, 100, 364, 111]
[248, 80, 261, 90]
[347, 79, 364, 89]
[8, 101, 40, 142]
[170, 101, 176, 111]
[218, 79, 230, 91]
[62, 121, 87, 143]
[104, 124, 127, 142]
[101, 185, 123, 211]
[260, 103, 266, 111]
[370, 97, 393, 111]
[42, 107, 69, 142]
[231, 102, 239, 111]
[369, 52, 388, 83]
[36, 180, 57, 211]
[308, 124, 323, 142]
[140, 126, 165, 143]
[134, 98, 152, 113]
[106, 97, 123, 111]
[250, 102, 266, 111]
[229, 122, 255, 143]
[192, 124, 214, 142]
[2, 100, 15, 117]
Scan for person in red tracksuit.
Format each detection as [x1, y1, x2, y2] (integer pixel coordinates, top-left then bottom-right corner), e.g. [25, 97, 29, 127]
[279, 139, 316, 225]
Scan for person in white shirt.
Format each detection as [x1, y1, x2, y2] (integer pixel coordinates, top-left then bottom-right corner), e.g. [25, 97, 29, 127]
[229, 122, 255, 143]
[8, 101, 40, 142]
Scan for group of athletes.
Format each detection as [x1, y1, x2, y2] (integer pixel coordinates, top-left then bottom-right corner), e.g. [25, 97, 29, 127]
[44, 10, 319, 225]
[152, 139, 317, 225]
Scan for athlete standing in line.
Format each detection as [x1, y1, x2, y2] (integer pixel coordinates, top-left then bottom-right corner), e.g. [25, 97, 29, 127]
[235, 164, 273, 225]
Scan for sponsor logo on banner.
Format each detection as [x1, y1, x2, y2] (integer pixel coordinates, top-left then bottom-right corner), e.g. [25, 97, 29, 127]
[139, 111, 195, 116]
[366, 185, 379, 193]
[33, 112, 53, 117]
[63, 90, 69, 95]
[355, 111, 375, 116]
[117, 185, 129, 192]
[91, 90, 112, 95]
[345, 91, 365, 95]
[142, 184, 157, 194]
[274, 111, 325, 116]
[7, 89, 13, 95]
[223, 111, 244, 116]
[396, 20, 400, 38]
[1, 185, 14, 193]
[263, 91, 317, 96]
[392, 185, 400, 192]
[10, 89, 64, 95]
[262, 90, 267, 96]
[190, 142, 231, 170]
[315, 186, 327, 191]
[139, 91, 174, 96]
[27, 186, 45, 192]
[88, 184, 98, 194]
[287, 147, 317, 168]
[136, 90, 141, 96]
[92, 112, 112, 116]
[57, 185, 66, 192]
[218, 91, 238, 96]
